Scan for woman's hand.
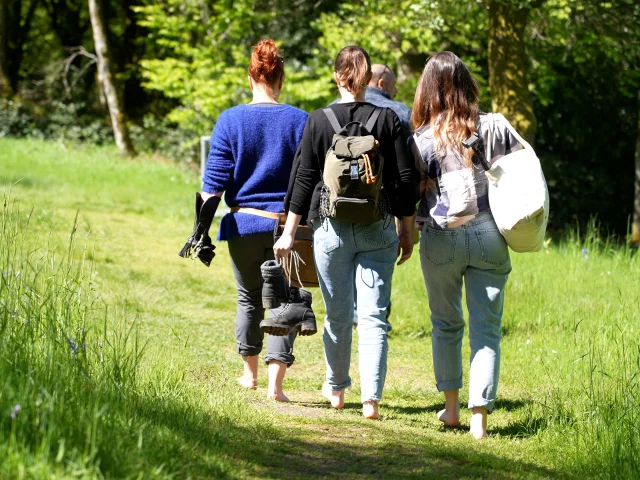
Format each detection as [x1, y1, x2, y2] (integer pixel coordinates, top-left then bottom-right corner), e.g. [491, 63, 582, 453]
[273, 213, 303, 260]
[273, 233, 295, 260]
[397, 231, 414, 265]
[396, 214, 416, 266]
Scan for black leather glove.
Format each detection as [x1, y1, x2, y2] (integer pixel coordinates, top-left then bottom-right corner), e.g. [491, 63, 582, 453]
[178, 193, 220, 267]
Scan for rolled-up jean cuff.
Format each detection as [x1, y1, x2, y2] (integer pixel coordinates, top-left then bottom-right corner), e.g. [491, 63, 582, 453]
[436, 379, 463, 392]
[327, 379, 351, 392]
[237, 342, 262, 357]
[362, 395, 381, 403]
[264, 352, 295, 366]
[468, 399, 495, 413]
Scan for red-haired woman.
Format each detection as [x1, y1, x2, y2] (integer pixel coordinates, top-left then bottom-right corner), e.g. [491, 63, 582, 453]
[274, 46, 418, 419]
[411, 51, 522, 438]
[201, 39, 309, 401]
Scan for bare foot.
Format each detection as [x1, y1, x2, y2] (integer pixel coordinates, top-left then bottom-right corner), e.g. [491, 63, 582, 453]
[362, 400, 379, 420]
[321, 383, 344, 409]
[470, 407, 487, 439]
[239, 355, 259, 390]
[237, 376, 258, 390]
[267, 391, 290, 402]
[437, 407, 460, 427]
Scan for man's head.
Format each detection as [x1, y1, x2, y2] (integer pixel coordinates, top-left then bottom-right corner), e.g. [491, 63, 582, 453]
[369, 64, 397, 99]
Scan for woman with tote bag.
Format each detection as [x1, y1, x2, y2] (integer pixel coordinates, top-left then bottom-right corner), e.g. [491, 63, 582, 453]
[411, 51, 524, 439]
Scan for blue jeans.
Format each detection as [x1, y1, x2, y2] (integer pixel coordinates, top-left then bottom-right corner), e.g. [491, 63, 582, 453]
[419, 212, 511, 412]
[313, 217, 399, 403]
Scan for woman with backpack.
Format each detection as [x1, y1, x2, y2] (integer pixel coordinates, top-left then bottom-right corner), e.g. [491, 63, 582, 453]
[273, 45, 418, 419]
[411, 51, 522, 439]
[200, 39, 309, 402]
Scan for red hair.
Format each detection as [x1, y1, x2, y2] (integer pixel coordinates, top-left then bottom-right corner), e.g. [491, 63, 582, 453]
[249, 38, 284, 87]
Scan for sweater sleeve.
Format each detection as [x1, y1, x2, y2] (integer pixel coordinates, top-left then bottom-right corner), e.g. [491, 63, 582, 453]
[287, 117, 320, 216]
[386, 111, 418, 217]
[202, 114, 234, 194]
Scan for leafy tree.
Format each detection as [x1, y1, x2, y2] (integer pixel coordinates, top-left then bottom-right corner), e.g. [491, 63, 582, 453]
[488, 0, 546, 142]
[89, 0, 135, 155]
[0, 0, 39, 96]
[135, 0, 271, 137]
[313, 0, 489, 107]
[527, 0, 640, 233]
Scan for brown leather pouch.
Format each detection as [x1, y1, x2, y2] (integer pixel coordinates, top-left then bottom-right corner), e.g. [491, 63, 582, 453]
[274, 213, 319, 288]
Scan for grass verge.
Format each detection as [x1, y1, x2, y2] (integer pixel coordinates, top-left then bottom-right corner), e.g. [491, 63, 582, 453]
[1, 137, 638, 478]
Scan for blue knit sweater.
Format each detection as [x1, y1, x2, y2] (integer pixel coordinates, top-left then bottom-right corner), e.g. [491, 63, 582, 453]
[202, 103, 308, 240]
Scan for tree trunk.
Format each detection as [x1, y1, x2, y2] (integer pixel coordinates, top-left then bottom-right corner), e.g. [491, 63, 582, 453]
[632, 89, 640, 246]
[488, 1, 537, 143]
[0, 0, 14, 97]
[88, 0, 135, 156]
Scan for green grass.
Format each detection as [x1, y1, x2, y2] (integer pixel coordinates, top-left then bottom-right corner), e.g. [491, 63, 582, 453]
[1, 137, 638, 479]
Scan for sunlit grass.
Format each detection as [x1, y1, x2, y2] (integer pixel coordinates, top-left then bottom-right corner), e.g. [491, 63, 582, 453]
[1, 137, 638, 478]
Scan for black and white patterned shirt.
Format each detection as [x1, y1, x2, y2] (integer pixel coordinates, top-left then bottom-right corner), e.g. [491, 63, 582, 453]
[411, 113, 523, 229]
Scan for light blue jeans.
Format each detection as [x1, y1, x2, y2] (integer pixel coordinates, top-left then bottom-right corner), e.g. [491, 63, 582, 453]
[419, 212, 511, 412]
[313, 217, 398, 403]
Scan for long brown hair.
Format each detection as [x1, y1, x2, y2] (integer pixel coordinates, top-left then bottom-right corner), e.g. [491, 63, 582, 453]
[411, 51, 479, 165]
[334, 46, 371, 96]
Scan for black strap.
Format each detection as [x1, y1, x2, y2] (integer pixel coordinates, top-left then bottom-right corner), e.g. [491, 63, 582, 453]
[365, 107, 382, 132]
[474, 116, 490, 171]
[323, 106, 382, 134]
[323, 108, 342, 134]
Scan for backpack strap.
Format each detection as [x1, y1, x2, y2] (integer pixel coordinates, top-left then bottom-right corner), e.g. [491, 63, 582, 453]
[323, 108, 342, 134]
[365, 107, 382, 133]
[474, 115, 490, 171]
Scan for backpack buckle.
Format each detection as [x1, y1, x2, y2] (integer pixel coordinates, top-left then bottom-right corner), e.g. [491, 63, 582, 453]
[350, 160, 359, 180]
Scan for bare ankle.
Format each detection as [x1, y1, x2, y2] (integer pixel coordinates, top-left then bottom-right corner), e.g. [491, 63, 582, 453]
[470, 407, 488, 440]
[362, 400, 379, 420]
[237, 376, 258, 390]
[322, 384, 345, 409]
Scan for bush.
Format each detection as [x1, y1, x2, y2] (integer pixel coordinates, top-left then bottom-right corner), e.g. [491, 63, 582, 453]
[0, 99, 113, 145]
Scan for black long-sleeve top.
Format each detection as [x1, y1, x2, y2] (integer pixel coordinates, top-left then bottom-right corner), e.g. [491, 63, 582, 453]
[285, 102, 418, 224]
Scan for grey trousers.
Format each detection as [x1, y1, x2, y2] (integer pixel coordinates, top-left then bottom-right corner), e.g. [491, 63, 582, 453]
[228, 232, 297, 365]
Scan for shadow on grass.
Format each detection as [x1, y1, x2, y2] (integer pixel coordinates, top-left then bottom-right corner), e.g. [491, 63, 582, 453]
[91, 392, 559, 479]
[490, 416, 548, 438]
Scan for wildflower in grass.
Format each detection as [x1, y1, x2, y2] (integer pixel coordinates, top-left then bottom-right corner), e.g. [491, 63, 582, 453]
[10, 405, 21, 419]
[581, 248, 589, 260]
[69, 337, 79, 355]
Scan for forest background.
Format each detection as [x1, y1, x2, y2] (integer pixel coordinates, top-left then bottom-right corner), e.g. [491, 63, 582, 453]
[1, 0, 639, 240]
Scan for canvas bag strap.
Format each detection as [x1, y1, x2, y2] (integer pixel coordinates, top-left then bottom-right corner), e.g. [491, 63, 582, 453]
[322, 108, 342, 134]
[494, 113, 533, 152]
[365, 107, 382, 132]
[474, 115, 490, 171]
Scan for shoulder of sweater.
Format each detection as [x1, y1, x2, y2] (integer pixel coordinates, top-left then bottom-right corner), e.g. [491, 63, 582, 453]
[220, 104, 308, 125]
[281, 104, 309, 116]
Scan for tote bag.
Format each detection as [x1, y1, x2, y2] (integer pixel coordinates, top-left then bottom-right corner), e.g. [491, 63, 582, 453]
[484, 114, 549, 252]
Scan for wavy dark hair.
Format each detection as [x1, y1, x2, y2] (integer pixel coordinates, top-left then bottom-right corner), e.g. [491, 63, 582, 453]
[411, 51, 480, 166]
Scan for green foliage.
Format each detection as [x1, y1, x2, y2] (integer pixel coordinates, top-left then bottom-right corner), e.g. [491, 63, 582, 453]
[526, 0, 640, 232]
[135, 0, 271, 135]
[0, 99, 113, 144]
[2, 0, 640, 234]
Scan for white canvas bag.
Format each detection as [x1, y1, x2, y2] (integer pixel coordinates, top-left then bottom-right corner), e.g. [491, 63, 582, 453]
[484, 113, 549, 252]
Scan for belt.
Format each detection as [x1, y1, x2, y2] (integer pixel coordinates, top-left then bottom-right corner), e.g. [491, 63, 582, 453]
[230, 207, 281, 220]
